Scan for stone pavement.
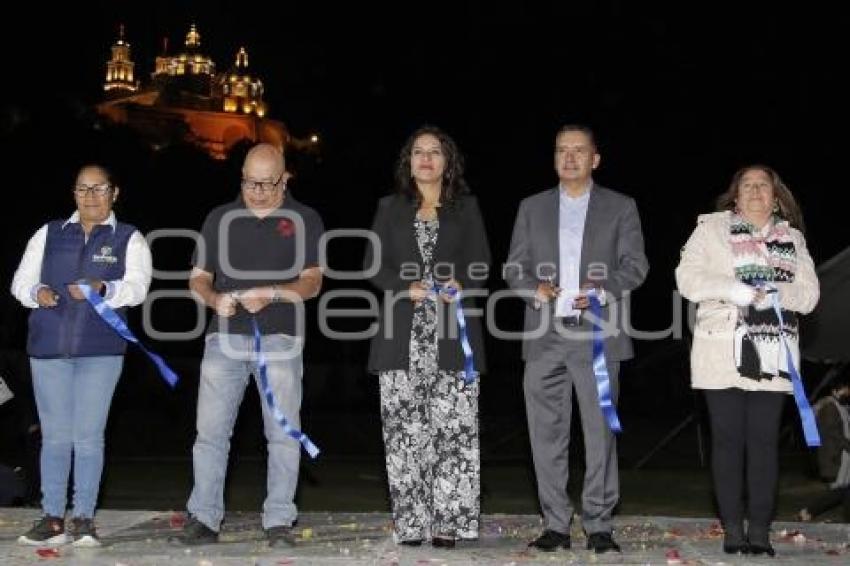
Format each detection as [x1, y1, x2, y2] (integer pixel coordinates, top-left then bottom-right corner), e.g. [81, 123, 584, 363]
[0, 508, 847, 565]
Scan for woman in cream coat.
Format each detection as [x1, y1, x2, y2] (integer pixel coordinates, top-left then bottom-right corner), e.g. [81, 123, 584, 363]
[676, 165, 819, 556]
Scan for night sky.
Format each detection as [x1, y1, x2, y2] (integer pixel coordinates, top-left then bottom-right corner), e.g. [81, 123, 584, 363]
[1, 1, 846, 420]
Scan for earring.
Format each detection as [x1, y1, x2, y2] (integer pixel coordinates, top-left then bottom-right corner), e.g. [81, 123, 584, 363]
[772, 202, 780, 214]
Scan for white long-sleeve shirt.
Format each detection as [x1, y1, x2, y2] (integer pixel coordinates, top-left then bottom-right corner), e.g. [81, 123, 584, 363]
[11, 211, 152, 309]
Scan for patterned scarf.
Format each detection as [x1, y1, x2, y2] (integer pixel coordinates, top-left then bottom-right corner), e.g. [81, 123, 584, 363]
[730, 214, 798, 380]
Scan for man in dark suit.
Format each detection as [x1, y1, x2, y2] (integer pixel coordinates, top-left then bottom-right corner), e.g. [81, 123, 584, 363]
[504, 125, 648, 553]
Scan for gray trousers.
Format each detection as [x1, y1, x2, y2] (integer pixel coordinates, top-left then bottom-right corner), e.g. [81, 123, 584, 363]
[523, 342, 620, 535]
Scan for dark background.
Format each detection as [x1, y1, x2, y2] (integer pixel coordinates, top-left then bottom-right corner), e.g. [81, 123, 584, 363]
[0, 1, 846, 509]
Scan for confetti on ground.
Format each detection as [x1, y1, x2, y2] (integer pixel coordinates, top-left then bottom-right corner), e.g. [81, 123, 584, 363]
[706, 522, 724, 538]
[170, 512, 187, 529]
[1, 510, 848, 564]
[35, 547, 60, 558]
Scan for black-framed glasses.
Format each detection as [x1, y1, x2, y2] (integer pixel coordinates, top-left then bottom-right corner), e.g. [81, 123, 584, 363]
[73, 183, 113, 197]
[241, 171, 285, 194]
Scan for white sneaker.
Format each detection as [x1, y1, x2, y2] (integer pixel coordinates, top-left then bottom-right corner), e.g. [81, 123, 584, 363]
[17, 516, 70, 546]
[70, 517, 102, 547]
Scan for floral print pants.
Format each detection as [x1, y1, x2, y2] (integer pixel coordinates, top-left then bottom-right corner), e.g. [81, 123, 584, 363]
[379, 368, 480, 541]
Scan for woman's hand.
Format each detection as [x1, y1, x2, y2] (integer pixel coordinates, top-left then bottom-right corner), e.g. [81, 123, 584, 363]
[35, 286, 60, 308]
[437, 278, 463, 303]
[409, 281, 431, 303]
[66, 279, 104, 301]
[752, 285, 778, 311]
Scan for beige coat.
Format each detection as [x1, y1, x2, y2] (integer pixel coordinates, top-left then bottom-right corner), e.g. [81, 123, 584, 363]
[675, 211, 820, 392]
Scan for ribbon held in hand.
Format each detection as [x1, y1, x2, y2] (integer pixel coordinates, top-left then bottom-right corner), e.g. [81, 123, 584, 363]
[78, 283, 179, 388]
[430, 283, 478, 385]
[586, 289, 622, 433]
[251, 318, 320, 458]
[770, 292, 820, 447]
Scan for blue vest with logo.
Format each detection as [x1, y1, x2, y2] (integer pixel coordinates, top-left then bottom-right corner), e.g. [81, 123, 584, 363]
[27, 220, 137, 358]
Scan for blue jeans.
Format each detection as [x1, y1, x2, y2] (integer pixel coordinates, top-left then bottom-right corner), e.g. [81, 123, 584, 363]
[30, 356, 124, 519]
[187, 333, 303, 531]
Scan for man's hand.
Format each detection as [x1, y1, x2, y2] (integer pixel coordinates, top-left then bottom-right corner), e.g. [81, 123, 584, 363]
[215, 292, 239, 317]
[572, 282, 602, 310]
[535, 281, 560, 305]
[235, 288, 276, 314]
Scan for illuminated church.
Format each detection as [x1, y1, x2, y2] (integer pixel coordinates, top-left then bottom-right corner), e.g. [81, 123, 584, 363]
[97, 25, 288, 159]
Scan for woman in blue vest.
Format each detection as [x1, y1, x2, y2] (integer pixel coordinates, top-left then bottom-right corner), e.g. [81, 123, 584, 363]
[11, 164, 152, 547]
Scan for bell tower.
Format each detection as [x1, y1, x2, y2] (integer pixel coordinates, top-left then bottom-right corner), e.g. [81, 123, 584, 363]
[222, 47, 267, 116]
[104, 25, 137, 94]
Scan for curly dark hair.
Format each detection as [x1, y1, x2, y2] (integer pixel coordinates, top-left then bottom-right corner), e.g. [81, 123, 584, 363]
[393, 125, 470, 208]
[716, 164, 805, 232]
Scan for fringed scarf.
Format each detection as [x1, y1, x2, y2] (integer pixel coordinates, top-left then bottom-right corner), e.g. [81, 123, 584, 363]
[730, 214, 799, 381]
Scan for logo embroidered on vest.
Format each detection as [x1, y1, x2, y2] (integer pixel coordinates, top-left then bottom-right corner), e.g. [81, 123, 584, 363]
[92, 246, 118, 264]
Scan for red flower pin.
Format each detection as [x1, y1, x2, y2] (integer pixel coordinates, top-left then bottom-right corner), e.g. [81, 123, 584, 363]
[277, 218, 295, 237]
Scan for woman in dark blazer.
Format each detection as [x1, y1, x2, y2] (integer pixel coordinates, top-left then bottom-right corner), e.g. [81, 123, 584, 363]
[365, 125, 490, 548]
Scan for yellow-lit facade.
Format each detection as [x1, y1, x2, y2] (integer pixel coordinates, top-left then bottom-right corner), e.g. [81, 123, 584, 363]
[98, 24, 286, 159]
[152, 24, 216, 79]
[104, 25, 137, 93]
[221, 48, 267, 116]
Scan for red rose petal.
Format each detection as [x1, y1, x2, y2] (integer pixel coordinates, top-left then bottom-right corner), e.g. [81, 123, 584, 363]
[169, 512, 186, 528]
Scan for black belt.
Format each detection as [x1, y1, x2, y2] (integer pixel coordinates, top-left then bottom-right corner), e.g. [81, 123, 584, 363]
[554, 315, 581, 327]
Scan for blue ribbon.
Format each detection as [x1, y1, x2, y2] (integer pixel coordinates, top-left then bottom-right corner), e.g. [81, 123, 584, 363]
[250, 318, 320, 458]
[770, 293, 820, 447]
[587, 291, 622, 433]
[78, 283, 179, 388]
[430, 284, 478, 384]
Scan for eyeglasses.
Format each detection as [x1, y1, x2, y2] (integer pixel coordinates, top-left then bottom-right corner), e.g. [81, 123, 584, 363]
[241, 172, 285, 194]
[73, 183, 113, 197]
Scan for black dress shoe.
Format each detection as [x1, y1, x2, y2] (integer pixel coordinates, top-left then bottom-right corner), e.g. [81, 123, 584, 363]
[723, 540, 750, 554]
[749, 543, 776, 557]
[400, 539, 423, 546]
[723, 529, 749, 555]
[586, 531, 621, 553]
[168, 516, 219, 546]
[528, 529, 571, 551]
[432, 536, 455, 548]
[265, 525, 296, 548]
